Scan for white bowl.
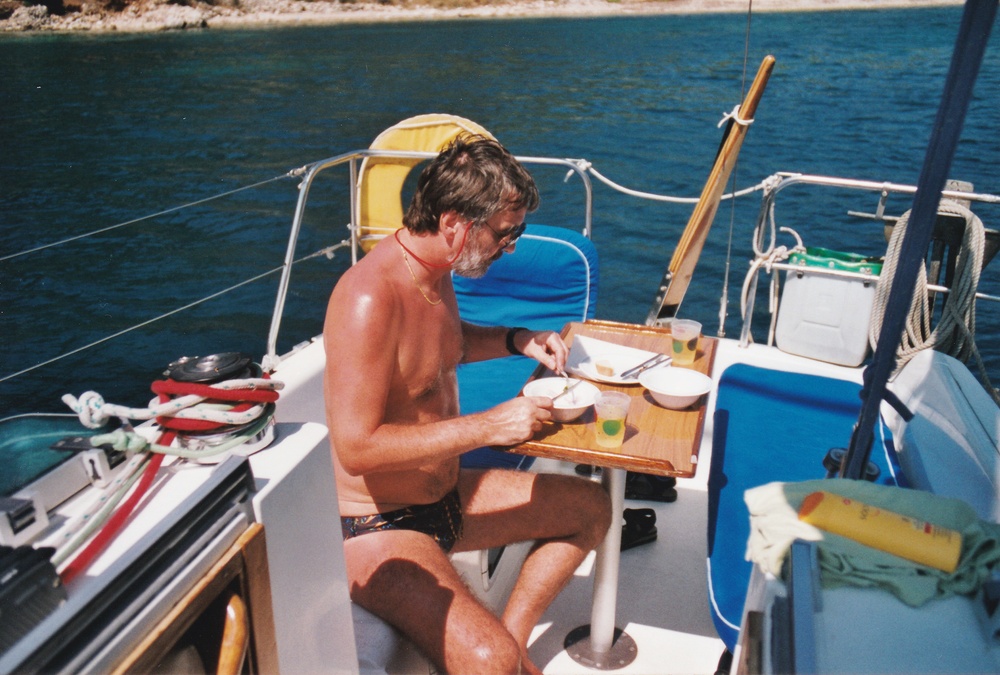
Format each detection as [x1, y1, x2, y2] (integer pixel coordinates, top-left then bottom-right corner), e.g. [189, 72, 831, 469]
[639, 367, 713, 410]
[522, 377, 601, 422]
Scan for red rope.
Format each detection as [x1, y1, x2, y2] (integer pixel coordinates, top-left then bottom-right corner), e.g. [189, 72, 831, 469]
[151, 379, 279, 402]
[60, 432, 173, 585]
[60, 373, 276, 584]
[155, 402, 256, 431]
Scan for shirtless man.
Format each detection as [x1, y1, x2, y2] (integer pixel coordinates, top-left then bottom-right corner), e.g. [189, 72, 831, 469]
[323, 136, 612, 674]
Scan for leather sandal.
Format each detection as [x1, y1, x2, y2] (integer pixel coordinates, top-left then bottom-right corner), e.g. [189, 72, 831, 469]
[625, 472, 677, 503]
[621, 508, 657, 551]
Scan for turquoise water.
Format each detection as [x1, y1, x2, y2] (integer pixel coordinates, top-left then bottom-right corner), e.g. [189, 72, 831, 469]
[2, 7, 999, 419]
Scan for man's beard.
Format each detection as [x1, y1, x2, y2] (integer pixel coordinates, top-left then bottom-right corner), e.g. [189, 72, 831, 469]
[452, 237, 503, 279]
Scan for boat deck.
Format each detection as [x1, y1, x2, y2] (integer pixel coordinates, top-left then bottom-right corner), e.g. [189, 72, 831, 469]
[524, 337, 867, 674]
[528, 457, 725, 674]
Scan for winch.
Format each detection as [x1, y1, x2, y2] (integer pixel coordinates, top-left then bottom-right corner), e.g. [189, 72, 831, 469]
[164, 351, 255, 383]
[160, 352, 277, 460]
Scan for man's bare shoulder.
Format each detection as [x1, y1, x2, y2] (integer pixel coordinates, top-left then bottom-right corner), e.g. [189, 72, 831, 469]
[330, 246, 397, 305]
[326, 246, 401, 335]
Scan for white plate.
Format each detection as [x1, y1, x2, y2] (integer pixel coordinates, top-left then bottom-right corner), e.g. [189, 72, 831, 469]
[565, 335, 668, 385]
[573, 354, 645, 384]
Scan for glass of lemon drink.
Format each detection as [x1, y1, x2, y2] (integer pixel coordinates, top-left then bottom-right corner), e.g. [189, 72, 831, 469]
[594, 391, 631, 448]
[670, 319, 702, 366]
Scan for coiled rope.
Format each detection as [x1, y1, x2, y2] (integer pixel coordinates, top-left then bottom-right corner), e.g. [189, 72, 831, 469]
[869, 200, 999, 403]
[738, 176, 806, 345]
[62, 376, 282, 430]
[740, 226, 807, 346]
[55, 372, 281, 583]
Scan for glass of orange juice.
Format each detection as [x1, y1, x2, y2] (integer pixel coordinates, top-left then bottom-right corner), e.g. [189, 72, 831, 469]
[594, 391, 631, 448]
[671, 319, 702, 366]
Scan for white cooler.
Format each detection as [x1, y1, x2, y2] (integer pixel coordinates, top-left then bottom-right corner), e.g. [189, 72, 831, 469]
[775, 247, 882, 367]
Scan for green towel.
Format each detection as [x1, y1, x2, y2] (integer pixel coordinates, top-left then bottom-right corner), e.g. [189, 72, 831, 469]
[744, 479, 1000, 606]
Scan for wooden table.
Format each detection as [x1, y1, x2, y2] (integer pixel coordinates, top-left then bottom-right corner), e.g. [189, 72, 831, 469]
[509, 319, 717, 669]
[515, 320, 716, 478]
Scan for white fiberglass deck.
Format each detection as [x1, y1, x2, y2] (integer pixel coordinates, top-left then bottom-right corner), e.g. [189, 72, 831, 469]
[527, 457, 725, 675]
[525, 337, 868, 674]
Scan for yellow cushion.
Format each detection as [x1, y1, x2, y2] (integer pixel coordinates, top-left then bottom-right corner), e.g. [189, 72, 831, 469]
[357, 114, 495, 253]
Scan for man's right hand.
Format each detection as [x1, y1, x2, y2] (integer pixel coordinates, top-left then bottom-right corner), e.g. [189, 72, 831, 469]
[481, 396, 554, 446]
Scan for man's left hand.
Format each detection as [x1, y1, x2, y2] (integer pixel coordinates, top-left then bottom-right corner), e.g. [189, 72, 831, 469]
[518, 330, 569, 374]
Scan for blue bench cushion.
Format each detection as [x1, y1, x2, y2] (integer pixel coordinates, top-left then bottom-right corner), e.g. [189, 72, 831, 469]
[455, 224, 598, 470]
[707, 364, 903, 650]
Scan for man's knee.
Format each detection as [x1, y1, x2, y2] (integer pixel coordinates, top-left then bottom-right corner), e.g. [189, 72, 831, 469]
[541, 474, 612, 548]
[452, 629, 522, 675]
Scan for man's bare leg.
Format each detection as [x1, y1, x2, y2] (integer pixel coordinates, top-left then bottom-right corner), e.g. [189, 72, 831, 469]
[456, 469, 613, 672]
[344, 529, 526, 674]
[344, 471, 610, 674]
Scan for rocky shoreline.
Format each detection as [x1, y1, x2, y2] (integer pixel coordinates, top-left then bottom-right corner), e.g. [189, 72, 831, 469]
[1, 0, 963, 33]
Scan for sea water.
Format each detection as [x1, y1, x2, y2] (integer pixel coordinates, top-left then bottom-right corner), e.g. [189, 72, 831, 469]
[2, 6, 999, 422]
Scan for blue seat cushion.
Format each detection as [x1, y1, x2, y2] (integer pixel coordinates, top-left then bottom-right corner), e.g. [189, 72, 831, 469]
[707, 364, 904, 650]
[452, 224, 598, 333]
[454, 225, 598, 470]
[458, 357, 541, 469]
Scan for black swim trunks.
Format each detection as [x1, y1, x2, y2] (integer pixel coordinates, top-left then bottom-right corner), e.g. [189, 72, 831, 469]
[341, 488, 464, 552]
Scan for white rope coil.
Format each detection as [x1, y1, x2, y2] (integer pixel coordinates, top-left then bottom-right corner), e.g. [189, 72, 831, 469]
[740, 225, 806, 323]
[62, 377, 284, 429]
[745, 235, 806, 346]
[870, 200, 998, 402]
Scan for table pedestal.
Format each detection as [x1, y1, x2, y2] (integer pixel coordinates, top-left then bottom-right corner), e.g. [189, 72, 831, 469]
[564, 467, 638, 670]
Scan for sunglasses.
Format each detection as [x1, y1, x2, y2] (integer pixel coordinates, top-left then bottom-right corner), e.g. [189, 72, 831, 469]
[481, 220, 527, 248]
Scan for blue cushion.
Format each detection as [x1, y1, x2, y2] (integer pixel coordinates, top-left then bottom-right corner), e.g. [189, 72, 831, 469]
[455, 225, 598, 470]
[453, 224, 598, 331]
[707, 364, 903, 650]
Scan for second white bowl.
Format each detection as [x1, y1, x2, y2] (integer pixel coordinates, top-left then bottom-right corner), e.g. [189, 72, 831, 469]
[639, 367, 713, 409]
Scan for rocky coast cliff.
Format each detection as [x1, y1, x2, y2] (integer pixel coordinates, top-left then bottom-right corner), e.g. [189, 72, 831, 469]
[1, 0, 962, 33]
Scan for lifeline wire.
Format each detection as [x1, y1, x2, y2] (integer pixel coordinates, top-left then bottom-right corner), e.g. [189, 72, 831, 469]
[0, 173, 295, 264]
[0, 240, 349, 385]
[585, 165, 765, 204]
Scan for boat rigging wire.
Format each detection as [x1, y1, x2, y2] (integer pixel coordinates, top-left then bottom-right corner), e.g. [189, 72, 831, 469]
[0, 239, 350, 385]
[6, 148, 753, 387]
[0, 173, 297, 264]
[718, 0, 756, 338]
